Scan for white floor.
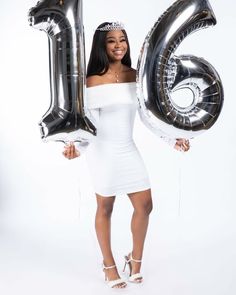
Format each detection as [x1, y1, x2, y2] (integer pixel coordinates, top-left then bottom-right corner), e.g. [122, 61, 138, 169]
[0, 208, 235, 295]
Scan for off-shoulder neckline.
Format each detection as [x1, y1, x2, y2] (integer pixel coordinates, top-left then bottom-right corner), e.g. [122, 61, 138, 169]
[86, 81, 136, 89]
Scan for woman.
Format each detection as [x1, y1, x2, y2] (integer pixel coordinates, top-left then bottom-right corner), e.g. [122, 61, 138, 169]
[63, 22, 190, 289]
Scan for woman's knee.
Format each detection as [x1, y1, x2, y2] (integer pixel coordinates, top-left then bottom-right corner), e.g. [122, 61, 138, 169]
[129, 190, 153, 215]
[96, 195, 115, 217]
[142, 198, 153, 215]
[133, 201, 153, 216]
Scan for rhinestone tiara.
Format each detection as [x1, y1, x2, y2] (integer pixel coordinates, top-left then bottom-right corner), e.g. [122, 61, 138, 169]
[96, 22, 125, 32]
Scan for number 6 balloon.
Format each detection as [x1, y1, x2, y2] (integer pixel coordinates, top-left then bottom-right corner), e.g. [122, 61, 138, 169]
[137, 0, 224, 139]
[28, 0, 96, 143]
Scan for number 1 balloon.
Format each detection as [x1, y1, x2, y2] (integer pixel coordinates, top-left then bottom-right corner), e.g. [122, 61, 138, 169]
[28, 0, 96, 143]
[137, 0, 224, 139]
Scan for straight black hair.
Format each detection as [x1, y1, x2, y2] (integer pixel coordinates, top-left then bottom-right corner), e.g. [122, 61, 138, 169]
[86, 22, 132, 78]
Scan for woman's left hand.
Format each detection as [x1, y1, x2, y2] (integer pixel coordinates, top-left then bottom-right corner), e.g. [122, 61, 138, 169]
[174, 138, 190, 152]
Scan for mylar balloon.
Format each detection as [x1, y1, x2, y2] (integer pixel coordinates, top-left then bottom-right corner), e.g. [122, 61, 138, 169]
[28, 0, 96, 143]
[137, 0, 224, 139]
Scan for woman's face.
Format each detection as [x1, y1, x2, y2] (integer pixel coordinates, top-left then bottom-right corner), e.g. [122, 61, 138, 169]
[105, 30, 128, 62]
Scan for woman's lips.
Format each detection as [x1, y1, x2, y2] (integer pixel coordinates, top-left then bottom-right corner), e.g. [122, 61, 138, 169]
[113, 50, 123, 55]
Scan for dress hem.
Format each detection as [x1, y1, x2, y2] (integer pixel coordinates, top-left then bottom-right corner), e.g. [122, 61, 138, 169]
[92, 184, 151, 197]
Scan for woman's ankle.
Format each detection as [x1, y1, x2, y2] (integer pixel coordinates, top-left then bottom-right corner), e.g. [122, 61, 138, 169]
[103, 257, 116, 267]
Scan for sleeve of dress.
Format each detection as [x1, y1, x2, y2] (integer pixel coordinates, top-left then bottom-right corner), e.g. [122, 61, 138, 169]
[158, 130, 177, 148]
[74, 108, 100, 155]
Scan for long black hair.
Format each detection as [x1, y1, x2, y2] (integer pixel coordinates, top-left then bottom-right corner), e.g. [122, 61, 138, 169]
[86, 22, 132, 78]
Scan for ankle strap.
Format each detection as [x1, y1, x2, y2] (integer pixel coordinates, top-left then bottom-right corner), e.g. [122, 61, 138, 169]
[103, 263, 116, 269]
[131, 253, 142, 263]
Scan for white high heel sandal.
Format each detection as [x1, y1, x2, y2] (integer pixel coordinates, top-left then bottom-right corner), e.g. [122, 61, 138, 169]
[123, 253, 143, 283]
[102, 263, 127, 288]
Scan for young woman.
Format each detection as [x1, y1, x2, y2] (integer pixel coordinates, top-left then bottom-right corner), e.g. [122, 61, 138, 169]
[63, 22, 190, 289]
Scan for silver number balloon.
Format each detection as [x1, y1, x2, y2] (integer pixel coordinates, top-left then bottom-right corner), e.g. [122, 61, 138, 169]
[137, 0, 224, 139]
[28, 0, 96, 143]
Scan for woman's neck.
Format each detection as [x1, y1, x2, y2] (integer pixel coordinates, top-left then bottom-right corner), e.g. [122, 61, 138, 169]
[108, 62, 123, 73]
[107, 62, 125, 83]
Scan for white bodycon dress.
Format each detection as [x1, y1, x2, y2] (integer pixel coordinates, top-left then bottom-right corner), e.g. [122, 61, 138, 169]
[79, 82, 150, 196]
[75, 82, 176, 197]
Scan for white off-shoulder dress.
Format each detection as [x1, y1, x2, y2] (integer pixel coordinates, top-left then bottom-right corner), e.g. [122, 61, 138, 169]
[75, 82, 175, 197]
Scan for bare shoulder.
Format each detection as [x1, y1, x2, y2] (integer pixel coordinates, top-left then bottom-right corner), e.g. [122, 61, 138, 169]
[123, 67, 136, 82]
[129, 68, 136, 81]
[86, 75, 104, 87]
[129, 67, 136, 74]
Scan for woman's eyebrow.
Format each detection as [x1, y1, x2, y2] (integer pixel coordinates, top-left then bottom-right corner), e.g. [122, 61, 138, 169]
[106, 35, 125, 40]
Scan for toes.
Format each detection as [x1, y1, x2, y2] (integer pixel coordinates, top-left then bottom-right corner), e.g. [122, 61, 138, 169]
[114, 282, 127, 288]
[135, 277, 143, 283]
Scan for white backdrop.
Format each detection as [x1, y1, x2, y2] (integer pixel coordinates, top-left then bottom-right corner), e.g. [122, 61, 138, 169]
[0, 0, 235, 294]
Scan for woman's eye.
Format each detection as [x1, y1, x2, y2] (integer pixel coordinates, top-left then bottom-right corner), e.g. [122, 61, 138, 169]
[107, 39, 126, 44]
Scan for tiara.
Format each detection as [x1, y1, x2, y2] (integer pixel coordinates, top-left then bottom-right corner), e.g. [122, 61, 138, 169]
[96, 22, 125, 32]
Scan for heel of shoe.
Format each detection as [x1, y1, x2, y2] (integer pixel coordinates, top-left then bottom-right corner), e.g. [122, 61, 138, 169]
[123, 260, 127, 273]
[123, 255, 130, 273]
[123, 253, 143, 283]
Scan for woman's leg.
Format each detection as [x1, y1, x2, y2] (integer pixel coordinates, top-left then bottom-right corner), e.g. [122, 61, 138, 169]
[95, 194, 126, 288]
[127, 188, 153, 281]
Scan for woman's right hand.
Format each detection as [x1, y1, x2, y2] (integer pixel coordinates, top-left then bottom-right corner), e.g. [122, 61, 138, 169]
[174, 138, 190, 152]
[62, 142, 80, 160]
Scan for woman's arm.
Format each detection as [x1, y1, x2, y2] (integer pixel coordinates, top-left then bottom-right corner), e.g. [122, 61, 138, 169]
[63, 108, 100, 159]
[74, 108, 100, 154]
[139, 112, 174, 146]
[155, 131, 190, 152]
[63, 75, 102, 159]
[140, 117, 190, 152]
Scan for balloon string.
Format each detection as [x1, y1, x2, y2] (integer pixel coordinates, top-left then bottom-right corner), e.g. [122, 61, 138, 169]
[178, 161, 181, 216]
[178, 152, 184, 217]
[77, 175, 82, 221]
